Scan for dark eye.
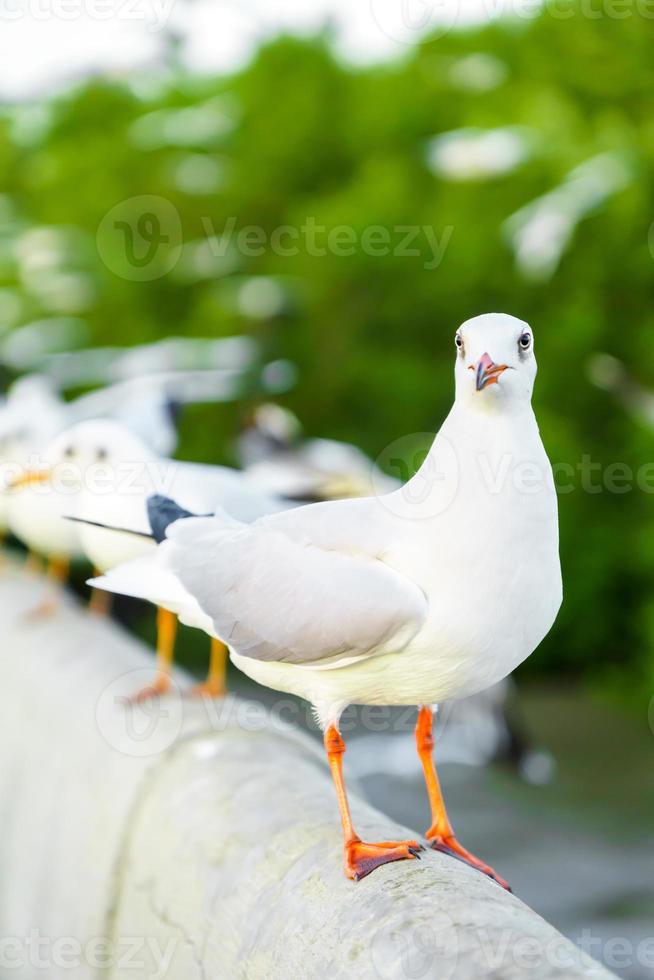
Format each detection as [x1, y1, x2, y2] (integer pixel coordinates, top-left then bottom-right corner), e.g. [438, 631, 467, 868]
[96, 447, 108, 462]
[519, 332, 532, 351]
[63, 445, 75, 459]
[455, 333, 464, 353]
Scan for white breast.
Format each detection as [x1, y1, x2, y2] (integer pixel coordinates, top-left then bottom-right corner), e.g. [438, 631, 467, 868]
[386, 408, 561, 700]
[233, 405, 562, 716]
[7, 485, 83, 560]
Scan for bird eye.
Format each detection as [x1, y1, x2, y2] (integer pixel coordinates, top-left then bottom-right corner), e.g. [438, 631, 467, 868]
[62, 445, 75, 459]
[519, 332, 532, 351]
[96, 447, 108, 462]
[455, 333, 464, 353]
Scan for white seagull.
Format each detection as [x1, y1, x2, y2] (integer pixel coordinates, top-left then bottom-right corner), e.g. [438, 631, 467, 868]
[238, 403, 401, 501]
[91, 314, 563, 884]
[25, 419, 292, 697]
[87, 498, 227, 696]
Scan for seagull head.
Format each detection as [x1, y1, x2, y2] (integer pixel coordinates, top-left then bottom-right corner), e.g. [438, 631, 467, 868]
[8, 420, 156, 492]
[454, 313, 537, 409]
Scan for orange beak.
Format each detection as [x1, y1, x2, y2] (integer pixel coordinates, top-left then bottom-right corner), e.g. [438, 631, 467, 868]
[7, 469, 52, 491]
[470, 353, 509, 391]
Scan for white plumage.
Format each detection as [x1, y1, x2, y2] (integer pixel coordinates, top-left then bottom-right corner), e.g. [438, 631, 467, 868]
[89, 552, 214, 635]
[155, 314, 561, 727]
[6, 418, 293, 574]
[91, 313, 562, 883]
[239, 402, 401, 500]
[95, 313, 562, 721]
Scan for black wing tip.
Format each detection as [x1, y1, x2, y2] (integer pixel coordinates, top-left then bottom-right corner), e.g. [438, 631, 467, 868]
[63, 514, 154, 540]
[146, 493, 198, 543]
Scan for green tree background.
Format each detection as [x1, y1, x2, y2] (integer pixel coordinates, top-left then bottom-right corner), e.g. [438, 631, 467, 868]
[1, 7, 653, 704]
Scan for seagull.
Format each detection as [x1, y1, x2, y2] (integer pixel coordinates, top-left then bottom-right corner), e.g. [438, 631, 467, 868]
[86, 497, 226, 697]
[88, 313, 563, 885]
[587, 351, 654, 428]
[238, 403, 401, 501]
[0, 370, 180, 575]
[0, 375, 74, 575]
[0, 364, 273, 605]
[32, 419, 293, 697]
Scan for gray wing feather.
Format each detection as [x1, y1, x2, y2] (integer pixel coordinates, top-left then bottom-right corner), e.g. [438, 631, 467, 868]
[163, 516, 427, 666]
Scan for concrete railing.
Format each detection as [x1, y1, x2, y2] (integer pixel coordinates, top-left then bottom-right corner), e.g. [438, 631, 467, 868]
[0, 564, 615, 980]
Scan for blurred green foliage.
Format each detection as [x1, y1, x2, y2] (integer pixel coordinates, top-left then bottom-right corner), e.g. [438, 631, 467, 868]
[1, 6, 654, 703]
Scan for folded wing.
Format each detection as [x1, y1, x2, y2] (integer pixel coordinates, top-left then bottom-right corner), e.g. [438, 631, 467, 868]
[163, 516, 427, 667]
[88, 554, 213, 634]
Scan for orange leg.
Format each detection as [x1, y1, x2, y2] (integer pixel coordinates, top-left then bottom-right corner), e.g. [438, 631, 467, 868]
[24, 555, 70, 620]
[88, 569, 112, 617]
[190, 637, 228, 699]
[131, 607, 177, 702]
[415, 705, 510, 890]
[88, 588, 112, 617]
[325, 724, 423, 881]
[23, 549, 43, 575]
[24, 550, 43, 577]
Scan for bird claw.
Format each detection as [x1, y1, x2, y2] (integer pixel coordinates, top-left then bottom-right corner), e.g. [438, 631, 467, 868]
[23, 597, 59, 621]
[428, 834, 511, 891]
[345, 839, 424, 881]
[187, 681, 226, 700]
[128, 676, 172, 703]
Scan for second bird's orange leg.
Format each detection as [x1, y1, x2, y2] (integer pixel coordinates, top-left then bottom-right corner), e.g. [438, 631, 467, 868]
[25, 555, 70, 619]
[325, 724, 423, 881]
[24, 550, 43, 577]
[131, 607, 177, 702]
[415, 705, 510, 890]
[88, 569, 112, 617]
[190, 637, 228, 698]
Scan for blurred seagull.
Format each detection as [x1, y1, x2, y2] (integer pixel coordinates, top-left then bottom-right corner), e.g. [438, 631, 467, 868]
[587, 351, 654, 428]
[0, 375, 180, 603]
[0, 356, 263, 489]
[238, 403, 400, 501]
[87, 495, 229, 698]
[0, 375, 69, 564]
[0, 362, 263, 582]
[1, 325, 258, 391]
[90, 313, 562, 884]
[349, 678, 556, 786]
[48, 419, 293, 698]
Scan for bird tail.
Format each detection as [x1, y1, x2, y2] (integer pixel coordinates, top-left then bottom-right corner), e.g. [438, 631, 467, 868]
[67, 493, 207, 543]
[146, 493, 204, 543]
[65, 515, 155, 540]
